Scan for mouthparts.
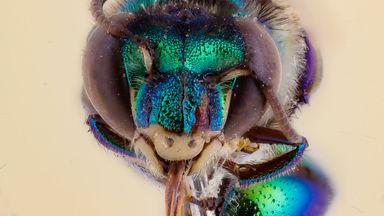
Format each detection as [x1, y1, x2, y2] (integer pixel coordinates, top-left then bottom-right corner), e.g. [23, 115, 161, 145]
[165, 161, 187, 216]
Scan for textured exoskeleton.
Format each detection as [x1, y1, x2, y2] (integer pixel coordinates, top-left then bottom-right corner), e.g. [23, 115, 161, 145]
[82, 0, 331, 215]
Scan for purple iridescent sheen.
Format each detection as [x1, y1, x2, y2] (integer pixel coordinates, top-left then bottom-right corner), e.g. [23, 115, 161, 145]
[301, 35, 318, 103]
[88, 116, 136, 158]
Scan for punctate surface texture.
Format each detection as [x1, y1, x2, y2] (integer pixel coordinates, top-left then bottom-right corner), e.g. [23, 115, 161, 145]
[122, 16, 244, 133]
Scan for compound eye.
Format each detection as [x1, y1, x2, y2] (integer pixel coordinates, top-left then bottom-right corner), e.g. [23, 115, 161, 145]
[224, 76, 268, 138]
[83, 27, 136, 140]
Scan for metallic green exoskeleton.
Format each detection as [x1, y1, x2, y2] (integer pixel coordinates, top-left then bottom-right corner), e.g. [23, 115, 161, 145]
[83, 0, 331, 215]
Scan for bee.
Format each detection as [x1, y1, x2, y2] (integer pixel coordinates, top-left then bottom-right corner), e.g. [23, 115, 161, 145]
[82, 0, 332, 215]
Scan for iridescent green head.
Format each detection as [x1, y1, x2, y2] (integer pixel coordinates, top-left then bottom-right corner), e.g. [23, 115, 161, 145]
[119, 9, 248, 160]
[123, 13, 245, 134]
[83, 1, 282, 161]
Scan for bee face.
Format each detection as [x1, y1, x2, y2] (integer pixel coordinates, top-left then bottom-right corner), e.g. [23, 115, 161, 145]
[83, 0, 330, 215]
[85, 9, 274, 161]
[122, 14, 249, 160]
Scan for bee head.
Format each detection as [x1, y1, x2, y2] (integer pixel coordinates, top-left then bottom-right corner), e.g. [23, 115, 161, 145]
[84, 1, 281, 162]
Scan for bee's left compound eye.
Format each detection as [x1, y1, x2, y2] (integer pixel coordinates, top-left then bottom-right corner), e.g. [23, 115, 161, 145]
[83, 27, 136, 140]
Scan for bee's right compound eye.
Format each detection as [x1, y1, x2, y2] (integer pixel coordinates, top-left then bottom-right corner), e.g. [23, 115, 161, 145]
[83, 26, 136, 140]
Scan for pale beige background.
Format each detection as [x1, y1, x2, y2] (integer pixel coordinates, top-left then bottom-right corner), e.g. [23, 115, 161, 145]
[0, 0, 383, 215]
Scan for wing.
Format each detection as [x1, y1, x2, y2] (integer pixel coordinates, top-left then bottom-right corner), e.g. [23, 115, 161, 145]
[221, 160, 333, 216]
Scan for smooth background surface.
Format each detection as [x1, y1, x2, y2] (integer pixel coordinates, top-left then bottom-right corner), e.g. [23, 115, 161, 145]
[0, 0, 383, 215]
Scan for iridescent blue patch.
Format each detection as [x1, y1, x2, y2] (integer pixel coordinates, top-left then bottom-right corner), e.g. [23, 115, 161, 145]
[208, 85, 226, 131]
[135, 85, 152, 128]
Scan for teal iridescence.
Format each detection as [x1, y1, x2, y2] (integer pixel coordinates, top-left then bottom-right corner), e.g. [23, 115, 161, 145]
[222, 158, 332, 216]
[121, 41, 146, 86]
[122, 20, 244, 133]
[208, 84, 226, 130]
[135, 26, 183, 73]
[134, 84, 151, 128]
[184, 33, 244, 74]
[150, 76, 183, 132]
[227, 0, 248, 17]
[117, 0, 156, 13]
[242, 176, 313, 215]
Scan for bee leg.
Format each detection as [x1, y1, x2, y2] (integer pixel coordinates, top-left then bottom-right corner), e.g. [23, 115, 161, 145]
[224, 126, 307, 186]
[223, 141, 307, 187]
[242, 126, 297, 146]
[235, 19, 303, 143]
[90, 0, 133, 38]
[187, 196, 217, 211]
[186, 178, 236, 214]
[214, 178, 237, 216]
[235, 127, 293, 154]
[258, 84, 303, 143]
[90, 0, 155, 57]
[236, 127, 305, 155]
[87, 114, 135, 157]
